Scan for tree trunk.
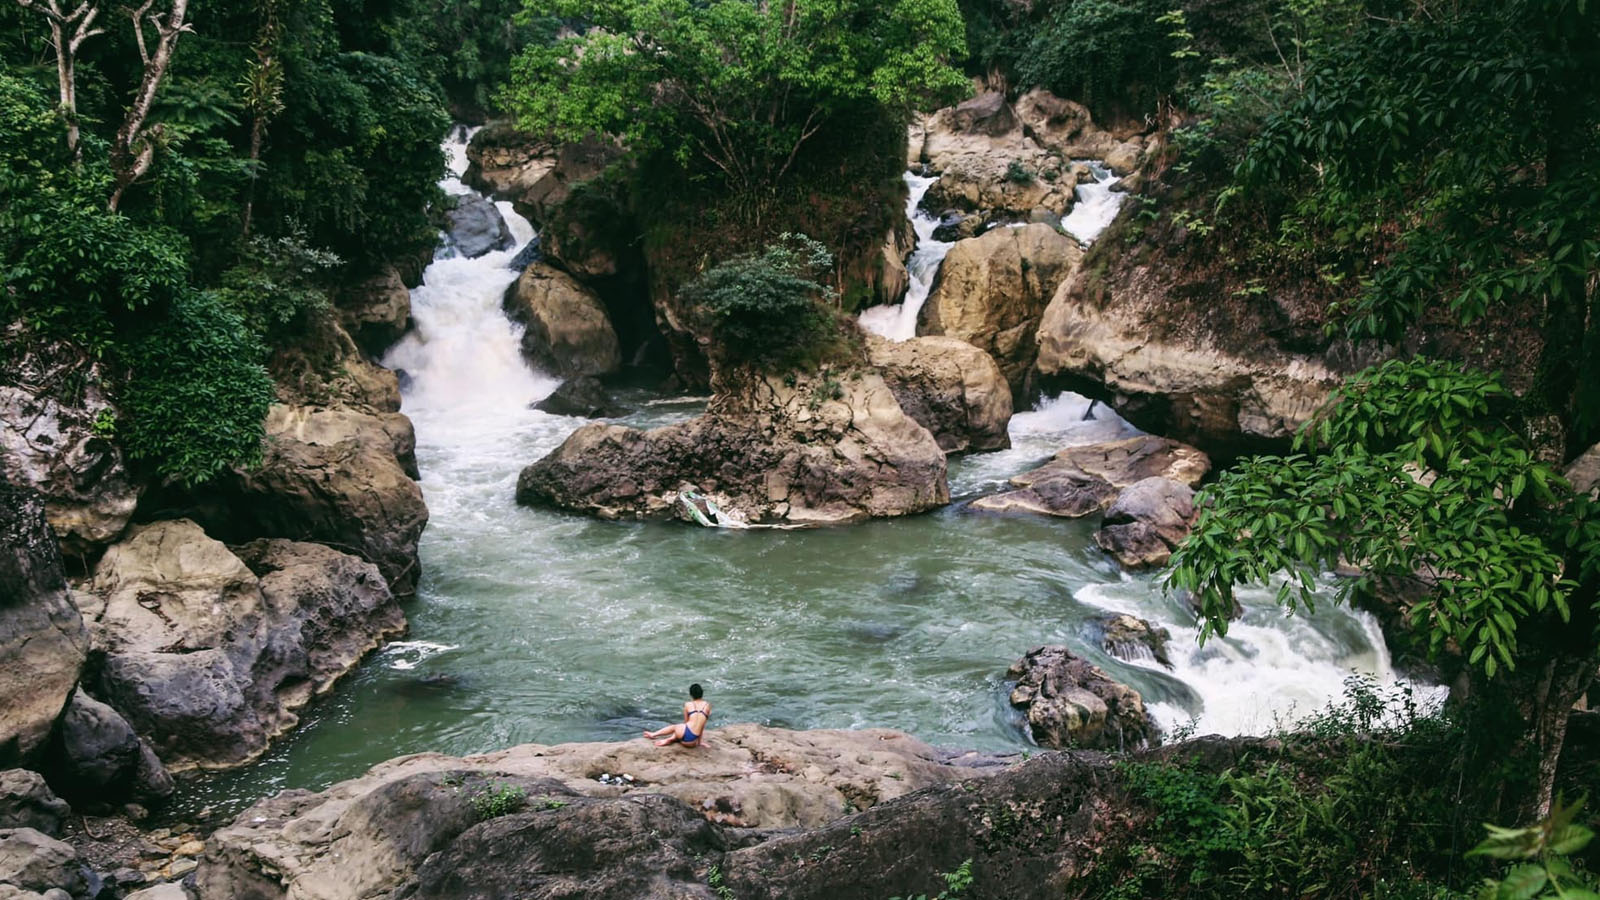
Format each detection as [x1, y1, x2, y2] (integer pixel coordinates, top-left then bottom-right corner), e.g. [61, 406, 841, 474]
[108, 0, 189, 211]
[1530, 656, 1596, 820]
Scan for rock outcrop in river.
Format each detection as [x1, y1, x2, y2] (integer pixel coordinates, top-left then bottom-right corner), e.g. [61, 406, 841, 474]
[517, 368, 949, 524]
[79, 519, 403, 770]
[501, 262, 622, 378]
[972, 434, 1208, 518]
[197, 725, 998, 899]
[920, 223, 1082, 397]
[1006, 645, 1156, 751]
[866, 335, 1012, 454]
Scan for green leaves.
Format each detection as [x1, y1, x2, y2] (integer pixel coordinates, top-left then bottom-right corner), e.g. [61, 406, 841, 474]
[1469, 796, 1599, 900]
[684, 233, 839, 372]
[503, 0, 967, 194]
[1167, 359, 1591, 679]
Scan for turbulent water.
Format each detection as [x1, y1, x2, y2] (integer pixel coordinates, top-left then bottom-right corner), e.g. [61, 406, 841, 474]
[177, 137, 1431, 817]
[858, 172, 953, 341]
[1061, 161, 1128, 245]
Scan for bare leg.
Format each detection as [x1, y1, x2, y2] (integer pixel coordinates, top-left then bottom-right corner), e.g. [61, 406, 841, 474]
[643, 725, 673, 739]
[653, 724, 686, 747]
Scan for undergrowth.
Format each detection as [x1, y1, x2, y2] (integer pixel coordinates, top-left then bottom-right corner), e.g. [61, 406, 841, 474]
[1076, 676, 1582, 900]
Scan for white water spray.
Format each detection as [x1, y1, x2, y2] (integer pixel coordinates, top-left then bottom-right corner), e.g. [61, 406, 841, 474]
[858, 172, 956, 341]
[1060, 161, 1128, 245]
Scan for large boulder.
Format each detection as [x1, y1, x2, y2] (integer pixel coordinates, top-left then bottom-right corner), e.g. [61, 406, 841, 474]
[80, 521, 404, 770]
[0, 483, 88, 768]
[196, 725, 983, 900]
[517, 369, 949, 525]
[335, 265, 411, 357]
[0, 773, 67, 838]
[464, 126, 619, 228]
[441, 193, 513, 259]
[46, 689, 172, 807]
[866, 335, 1012, 454]
[195, 406, 426, 595]
[1006, 645, 1155, 751]
[0, 828, 82, 897]
[532, 377, 624, 419]
[0, 336, 140, 556]
[1098, 614, 1173, 669]
[914, 93, 1077, 222]
[920, 224, 1083, 396]
[502, 263, 622, 379]
[1034, 257, 1360, 456]
[971, 435, 1209, 517]
[1093, 476, 1197, 569]
[1566, 442, 1600, 498]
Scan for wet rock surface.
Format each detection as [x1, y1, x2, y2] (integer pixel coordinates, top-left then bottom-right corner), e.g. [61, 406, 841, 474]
[532, 377, 625, 419]
[971, 434, 1209, 517]
[866, 335, 1012, 454]
[919, 224, 1083, 397]
[1006, 645, 1155, 751]
[79, 520, 403, 770]
[441, 194, 513, 260]
[517, 370, 948, 525]
[1098, 614, 1173, 668]
[0, 483, 89, 769]
[336, 265, 412, 358]
[1093, 476, 1198, 569]
[502, 263, 622, 379]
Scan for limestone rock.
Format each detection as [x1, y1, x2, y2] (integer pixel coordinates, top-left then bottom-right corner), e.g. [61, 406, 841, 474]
[502, 263, 622, 379]
[1014, 89, 1097, 154]
[1006, 645, 1154, 751]
[1103, 140, 1145, 176]
[441, 193, 514, 259]
[532, 377, 624, 419]
[1034, 262, 1357, 455]
[866, 335, 1012, 454]
[0, 337, 140, 556]
[464, 126, 619, 228]
[1094, 477, 1197, 569]
[1566, 443, 1600, 498]
[82, 521, 403, 770]
[0, 829, 81, 896]
[269, 315, 402, 416]
[971, 435, 1209, 517]
[336, 265, 411, 357]
[0, 773, 67, 837]
[920, 224, 1082, 396]
[196, 725, 979, 900]
[517, 370, 948, 525]
[1099, 614, 1173, 668]
[203, 405, 427, 594]
[917, 93, 1076, 222]
[46, 689, 172, 806]
[0, 483, 88, 768]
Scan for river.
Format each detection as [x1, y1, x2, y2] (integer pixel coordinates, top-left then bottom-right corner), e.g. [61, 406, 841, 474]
[176, 134, 1426, 817]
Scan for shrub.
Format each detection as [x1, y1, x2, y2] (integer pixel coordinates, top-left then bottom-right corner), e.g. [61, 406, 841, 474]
[214, 231, 341, 348]
[1004, 160, 1034, 184]
[684, 233, 841, 372]
[469, 783, 528, 820]
[116, 291, 276, 486]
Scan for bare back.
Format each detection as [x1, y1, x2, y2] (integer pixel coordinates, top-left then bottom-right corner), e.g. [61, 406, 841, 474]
[683, 700, 711, 739]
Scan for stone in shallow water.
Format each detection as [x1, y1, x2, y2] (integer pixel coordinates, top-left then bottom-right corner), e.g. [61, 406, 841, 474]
[971, 434, 1208, 518]
[1005, 644, 1155, 751]
[1093, 476, 1197, 569]
[442, 193, 514, 259]
[1098, 613, 1173, 669]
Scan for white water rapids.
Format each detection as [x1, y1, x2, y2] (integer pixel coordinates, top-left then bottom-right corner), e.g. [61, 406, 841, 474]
[1060, 161, 1128, 245]
[858, 172, 954, 340]
[178, 134, 1438, 815]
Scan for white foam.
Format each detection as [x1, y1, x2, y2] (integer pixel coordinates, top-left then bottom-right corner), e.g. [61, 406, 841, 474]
[857, 172, 956, 341]
[382, 640, 460, 670]
[1060, 161, 1128, 245]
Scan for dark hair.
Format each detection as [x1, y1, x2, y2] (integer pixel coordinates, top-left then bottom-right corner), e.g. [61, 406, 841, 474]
[689, 683, 703, 699]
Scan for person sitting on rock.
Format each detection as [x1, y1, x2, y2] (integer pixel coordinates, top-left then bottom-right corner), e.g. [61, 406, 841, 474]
[644, 683, 711, 748]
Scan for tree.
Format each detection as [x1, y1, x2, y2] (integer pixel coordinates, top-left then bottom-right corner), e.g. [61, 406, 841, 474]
[108, 0, 192, 210]
[503, 0, 969, 196]
[12, 0, 103, 157]
[1168, 360, 1600, 819]
[683, 232, 838, 372]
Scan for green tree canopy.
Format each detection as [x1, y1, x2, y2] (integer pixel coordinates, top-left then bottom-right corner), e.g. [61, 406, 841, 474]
[503, 0, 969, 194]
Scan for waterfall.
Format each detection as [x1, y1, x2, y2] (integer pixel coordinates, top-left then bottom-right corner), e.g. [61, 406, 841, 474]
[857, 172, 955, 341]
[1060, 161, 1128, 245]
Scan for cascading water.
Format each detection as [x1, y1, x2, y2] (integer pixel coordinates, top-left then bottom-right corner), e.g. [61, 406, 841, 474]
[1060, 161, 1128, 245]
[175, 131, 1436, 817]
[858, 172, 953, 341]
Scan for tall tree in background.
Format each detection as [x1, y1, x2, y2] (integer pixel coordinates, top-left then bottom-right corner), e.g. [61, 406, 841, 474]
[12, 0, 103, 156]
[504, 0, 969, 199]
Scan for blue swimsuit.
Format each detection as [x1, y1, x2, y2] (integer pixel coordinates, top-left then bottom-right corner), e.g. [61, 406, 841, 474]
[683, 704, 710, 743]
